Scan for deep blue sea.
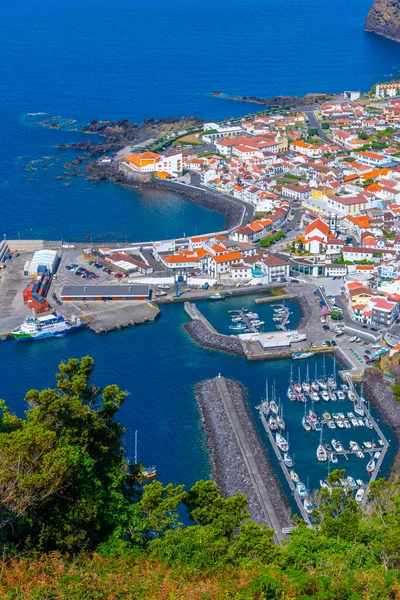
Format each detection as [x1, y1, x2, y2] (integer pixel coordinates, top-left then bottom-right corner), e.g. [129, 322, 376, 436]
[0, 0, 398, 500]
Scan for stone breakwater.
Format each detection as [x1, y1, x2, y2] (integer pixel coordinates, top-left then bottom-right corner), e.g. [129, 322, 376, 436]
[296, 294, 312, 329]
[184, 319, 245, 356]
[363, 367, 400, 476]
[195, 377, 292, 533]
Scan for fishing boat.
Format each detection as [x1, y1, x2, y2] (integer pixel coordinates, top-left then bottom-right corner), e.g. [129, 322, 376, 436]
[355, 488, 365, 503]
[290, 470, 299, 483]
[366, 459, 375, 474]
[276, 433, 289, 452]
[158, 284, 170, 290]
[154, 290, 168, 297]
[296, 482, 308, 497]
[229, 323, 246, 331]
[321, 390, 330, 402]
[207, 293, 225, 300]
[231, 316, 243, 323]
[303, 498, 314, 513]
[283, 453, 293, 468]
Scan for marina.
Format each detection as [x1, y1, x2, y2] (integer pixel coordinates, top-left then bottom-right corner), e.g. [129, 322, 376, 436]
[258, 362, 390, 523]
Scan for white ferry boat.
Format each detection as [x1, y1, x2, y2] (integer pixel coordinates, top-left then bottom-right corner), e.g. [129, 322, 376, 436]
[12, 312, 82, 341]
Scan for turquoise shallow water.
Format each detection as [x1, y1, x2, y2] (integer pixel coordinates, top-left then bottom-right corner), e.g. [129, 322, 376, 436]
[0, 299, 395, 504]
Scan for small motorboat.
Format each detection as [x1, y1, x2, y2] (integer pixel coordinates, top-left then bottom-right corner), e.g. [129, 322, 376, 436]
[320, 480, 330, 489]
[208, 293, 225, 300]
[327, 377, 337, 390]
[347, 411, 355, 419]
[378, 439, 384, 447]
[363, 441, 372, 449]
[321, 391, 330, 402]
[327, 420, 336, 429]
[343, 420, 351, 429]
[229, 323, 246, 331]
[290, 470, 299, 483]
[347, 476, 357, 488]
[337, 420, 344, 429]
[311, 392, 320, 402]
[268, 416, 278, 431]
[348, 391, 356, 402]
[356, 451, 365, 459]
[247, 312, 258, 320]
[351, 418, 359, 428]
[296, 482, 308, 498]
[302, 416, 311, 431]
[355, 488, 365, 503]
[366, 459, 376, 474]
[329, 392, 337, 402]
[337, 391, 346, 401]
[322, 412, 331, 421]
[330, 453, 338, 464]
[311, 380, 319, 392]
[314, 421, 322, 432]
[350, 440, 360, 451]
[302, 381, 311, 394]
[332, 439, 343, 452]
[364, 418, 373, 429]
[298, 393, 306, 403]
[304, 498, 314, 513]
[293, 382, 302, 394]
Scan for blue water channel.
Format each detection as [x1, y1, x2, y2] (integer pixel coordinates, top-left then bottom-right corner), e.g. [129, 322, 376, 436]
[0, 297, 395, 511]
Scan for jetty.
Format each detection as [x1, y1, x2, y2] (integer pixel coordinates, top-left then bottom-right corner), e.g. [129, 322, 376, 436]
[196, 376, 292, 542]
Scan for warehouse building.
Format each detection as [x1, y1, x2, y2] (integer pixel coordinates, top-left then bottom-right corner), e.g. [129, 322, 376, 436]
[60, 284, 152, 301]
[28, 250, 58, 275]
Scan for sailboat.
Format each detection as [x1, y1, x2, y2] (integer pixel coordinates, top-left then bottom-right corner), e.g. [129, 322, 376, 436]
[304, 498, 314, 513]
[311, 365, 319, 392]
[316, 425, 328, 461]
[283, 453, 293, 468]
[134, 430, 156, 480]
[277, 401, 286, 430]
[302, 401, 311, 431]
[302, 365, 311, 394]
[287, 365, 296, 400]
[276, 433, 289, 452]
[354, 390, 365, 417]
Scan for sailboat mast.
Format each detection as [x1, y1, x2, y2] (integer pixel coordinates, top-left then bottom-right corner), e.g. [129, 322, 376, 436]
[134, 430, 138, 464]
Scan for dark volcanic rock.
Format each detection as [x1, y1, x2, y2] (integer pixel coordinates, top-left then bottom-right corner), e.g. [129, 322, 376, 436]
[366, 0, 400, 42]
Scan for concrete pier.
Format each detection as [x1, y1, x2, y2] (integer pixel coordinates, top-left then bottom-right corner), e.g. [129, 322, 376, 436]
[196, 376, 292, 542]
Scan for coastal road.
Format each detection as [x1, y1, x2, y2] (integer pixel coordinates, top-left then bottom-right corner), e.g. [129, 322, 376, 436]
[303, 110, 333, 144]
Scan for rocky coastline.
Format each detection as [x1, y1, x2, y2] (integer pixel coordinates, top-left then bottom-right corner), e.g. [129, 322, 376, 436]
[57, 116, 204, 156]
[211, 91, 334, 108]
[195, 377, 292, 528]
[363, 367, 400, 476]
[365, 0, 400, 42]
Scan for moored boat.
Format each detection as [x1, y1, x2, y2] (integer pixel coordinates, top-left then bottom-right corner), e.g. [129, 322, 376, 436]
[366, 459, 375, 474]
[12, 312, 82, 341]
[276, 433, 289, 452]
[207, 293, 225, 300]
[355, 488, 365, 503]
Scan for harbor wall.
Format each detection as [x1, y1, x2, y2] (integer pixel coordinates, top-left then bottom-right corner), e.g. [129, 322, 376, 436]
[184, 318, 245, 356]
[363, 367, 400, 478]
[195, 376, 292, 539]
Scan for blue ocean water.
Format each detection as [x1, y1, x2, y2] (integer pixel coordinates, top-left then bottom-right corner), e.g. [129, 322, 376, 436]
[0, 300, 395, 500]
[1, 0, 400, 240]
[0, 0, 398, 499]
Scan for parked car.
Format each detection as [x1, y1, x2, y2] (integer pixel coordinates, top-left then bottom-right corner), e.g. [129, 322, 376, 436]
[322, 325, 330, 331]
[371, 327, 378, 332]
[361, 325, 368, 329]
[326, 341, 332, 347]
[331, 340, 337, 346]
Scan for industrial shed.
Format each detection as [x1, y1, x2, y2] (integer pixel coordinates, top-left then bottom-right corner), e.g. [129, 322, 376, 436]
[28, 250, 58, 275]
[60, 284, 152, 301]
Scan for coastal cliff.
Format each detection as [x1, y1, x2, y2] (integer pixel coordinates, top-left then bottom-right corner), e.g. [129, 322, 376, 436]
[365, 0, 400, 42]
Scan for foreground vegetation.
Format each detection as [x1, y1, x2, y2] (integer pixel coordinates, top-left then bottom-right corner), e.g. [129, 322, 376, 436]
[1, 357, 400, 599]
